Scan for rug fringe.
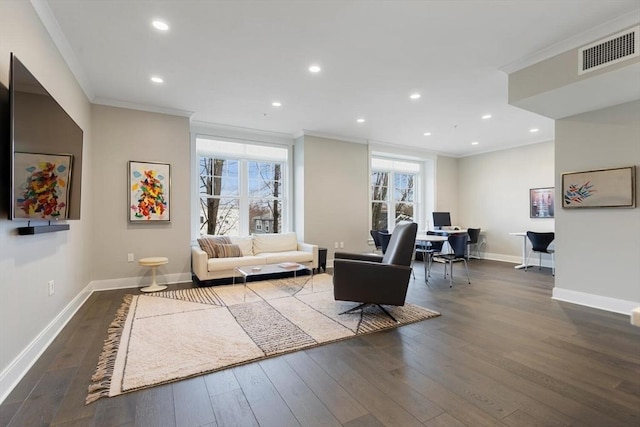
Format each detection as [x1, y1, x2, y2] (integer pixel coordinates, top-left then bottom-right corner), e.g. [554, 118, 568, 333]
[85, 294, 133, 405]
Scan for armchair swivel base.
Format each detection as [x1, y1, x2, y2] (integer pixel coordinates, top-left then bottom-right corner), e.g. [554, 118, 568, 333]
[339, 302, 398, 322]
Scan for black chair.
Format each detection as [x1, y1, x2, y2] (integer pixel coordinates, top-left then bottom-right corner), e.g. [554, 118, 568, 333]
[370, 230, 382, 252]
[466, 228, 481, 259]
[378, 231, 392, 254]
[415, 231, 445, 283]
[434, 233, 470, 287]
[370, 229, 389, 254]
[333, 221, 418, 321]
[525, 231, 555, 275]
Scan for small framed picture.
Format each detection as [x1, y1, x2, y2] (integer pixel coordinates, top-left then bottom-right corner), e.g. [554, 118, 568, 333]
[128, 161, 171, 222]
[530, 187, 554, 218]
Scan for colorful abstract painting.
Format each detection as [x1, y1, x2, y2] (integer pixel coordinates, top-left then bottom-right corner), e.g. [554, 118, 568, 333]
[13, 152, 73, 219]
[562, 166, 635, 208]
[129, 161, 171, 222]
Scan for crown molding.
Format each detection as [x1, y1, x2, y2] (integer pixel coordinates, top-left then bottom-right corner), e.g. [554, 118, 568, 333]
[191, 121, 295, 146]
[500, 10, 640, 74]
[298, 129, 368, 145]
[93, 97, 194, 117]
[30, 0, 94, 100]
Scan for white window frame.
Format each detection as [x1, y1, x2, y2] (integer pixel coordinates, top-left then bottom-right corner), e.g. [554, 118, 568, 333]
[194, 135, 291, 237]
[370, 156, 422, 232]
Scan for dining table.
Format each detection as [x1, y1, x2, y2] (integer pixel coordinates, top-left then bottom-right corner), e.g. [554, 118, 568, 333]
[415, 233, 449, 282]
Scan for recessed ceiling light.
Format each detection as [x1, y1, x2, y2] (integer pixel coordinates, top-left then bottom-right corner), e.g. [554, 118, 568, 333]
[530, 128, 539, 133]
[410, 93, 421, 100]
[482, 114, 492, 119]
[152, 20, 169, 31]
[356, 118, 365, 123]
[423, 132, 432, 136]
[309, 65, 321, 73]
[471, 141, 479, 145]
[150, 76, 163, 83]
[271, 101, 282, 107]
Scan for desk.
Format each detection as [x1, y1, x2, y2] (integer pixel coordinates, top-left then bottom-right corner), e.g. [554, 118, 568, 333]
[509, 232, 528, 269]
[430, 228, 467, 235]
[415, 234, 448, 282]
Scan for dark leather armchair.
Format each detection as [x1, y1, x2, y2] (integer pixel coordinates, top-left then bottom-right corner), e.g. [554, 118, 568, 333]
[333, 221, 418, 321]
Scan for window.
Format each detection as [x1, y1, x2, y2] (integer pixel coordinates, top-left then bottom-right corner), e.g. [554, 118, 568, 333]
[197, 138, 288, 236]
[371, 157, 420, 231]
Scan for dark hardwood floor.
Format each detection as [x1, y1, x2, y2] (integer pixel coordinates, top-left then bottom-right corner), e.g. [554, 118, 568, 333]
[1, 260, 639, 426]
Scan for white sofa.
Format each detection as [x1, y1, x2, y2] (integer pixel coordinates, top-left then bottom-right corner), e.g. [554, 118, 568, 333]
[191, 232, 318, 282]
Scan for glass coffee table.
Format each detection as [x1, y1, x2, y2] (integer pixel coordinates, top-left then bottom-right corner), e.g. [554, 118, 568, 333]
[233, 262, 313, 301]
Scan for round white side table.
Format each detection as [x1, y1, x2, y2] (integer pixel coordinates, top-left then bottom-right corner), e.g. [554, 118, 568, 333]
[138, 257, 169, 292]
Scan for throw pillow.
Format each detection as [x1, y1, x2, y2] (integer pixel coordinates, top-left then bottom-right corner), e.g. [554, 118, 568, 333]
[197, 236, 232, 259]
[215, 243, 243, 258]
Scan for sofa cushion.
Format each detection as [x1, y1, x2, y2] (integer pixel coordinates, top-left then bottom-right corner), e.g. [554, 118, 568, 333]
[207, 255, 266, 272]
[259, 251, 313, 265]
[252, 232, 298, 254]
[197, 236, 232, 258]
[215, 243, 243, 258]
[229, 236, 254, 256]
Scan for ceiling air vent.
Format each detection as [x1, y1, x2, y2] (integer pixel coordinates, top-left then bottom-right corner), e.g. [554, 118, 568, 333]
[579, 26, 639, 75]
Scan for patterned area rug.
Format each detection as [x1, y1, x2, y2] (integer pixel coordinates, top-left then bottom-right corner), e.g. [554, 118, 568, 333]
[86, 273, 440, 403]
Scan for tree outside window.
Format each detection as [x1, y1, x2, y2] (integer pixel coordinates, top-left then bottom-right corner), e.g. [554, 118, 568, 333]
[199, 158, 239, 235]
[198, 155, 284, 236]
[370, 158, 419, 231]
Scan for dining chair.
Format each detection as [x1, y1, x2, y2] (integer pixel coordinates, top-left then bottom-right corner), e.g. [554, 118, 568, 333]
[434, 233, 470, 287]
[416, 231, 446, 283]
[378, 231, 392, 254]
[525, 231, 555, 275]
[465, 227, 481, 259]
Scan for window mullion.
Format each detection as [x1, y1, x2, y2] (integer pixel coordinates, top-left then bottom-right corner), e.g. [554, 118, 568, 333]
[239, 159, 249, 236]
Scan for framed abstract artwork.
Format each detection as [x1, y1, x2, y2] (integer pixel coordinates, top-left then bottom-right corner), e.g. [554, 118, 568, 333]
[562, 166, 636, 208]
[530, 187, 554, 218]
[128, 161, 171, 222]
[13, 152, 73, 220]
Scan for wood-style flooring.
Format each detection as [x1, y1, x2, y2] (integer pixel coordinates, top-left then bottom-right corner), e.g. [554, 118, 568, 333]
[1, 260, 639, 426]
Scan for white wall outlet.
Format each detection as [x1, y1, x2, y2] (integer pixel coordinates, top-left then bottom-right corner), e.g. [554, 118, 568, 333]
[48, 280, 55, 296]
[340, 242, 344, 248]
[334, 242, 339, 249]
[128, 253, 134, 262]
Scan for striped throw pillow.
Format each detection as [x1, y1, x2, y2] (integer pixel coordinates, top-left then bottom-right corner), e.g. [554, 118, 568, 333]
[215, 243, 243, 258]
[197, 236, 232, 258]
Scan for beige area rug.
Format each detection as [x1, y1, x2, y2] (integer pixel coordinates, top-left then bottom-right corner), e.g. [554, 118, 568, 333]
[86, 273, 440, 404]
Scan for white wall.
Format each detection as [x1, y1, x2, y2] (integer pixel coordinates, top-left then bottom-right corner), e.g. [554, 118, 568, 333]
[295, 135, 369, 259]
[435, 156, 459, 222]
[457, 142, 555, 262]
[554, 101, 640, 313]
[91, 105, 191, 285]
[0, 0, 93, 399]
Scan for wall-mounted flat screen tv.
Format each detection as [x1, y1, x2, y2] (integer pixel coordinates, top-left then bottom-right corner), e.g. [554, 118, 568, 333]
[9, 53, 83, 220]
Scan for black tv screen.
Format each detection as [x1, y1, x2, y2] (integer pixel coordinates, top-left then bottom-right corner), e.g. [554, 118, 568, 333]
[432, 212, 451, 229]
[9, 53, 83, 220]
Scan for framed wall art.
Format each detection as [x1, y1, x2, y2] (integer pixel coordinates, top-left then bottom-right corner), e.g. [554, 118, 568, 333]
[530, 187, 554, 218]
[129, 161, 171, 222]
[562, 166, 635, 208]
[13, 152, 73, 220]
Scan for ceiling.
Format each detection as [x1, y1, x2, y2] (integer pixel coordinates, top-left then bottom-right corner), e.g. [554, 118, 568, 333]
[40, 0, 640, 157]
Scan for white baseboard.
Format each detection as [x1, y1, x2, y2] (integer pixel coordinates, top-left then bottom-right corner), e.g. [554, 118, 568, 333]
[0, 283, 93, 405]
[89, 272, 193, 291]
[0, 271, 192, 405]
[553, 287, 639, 316]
